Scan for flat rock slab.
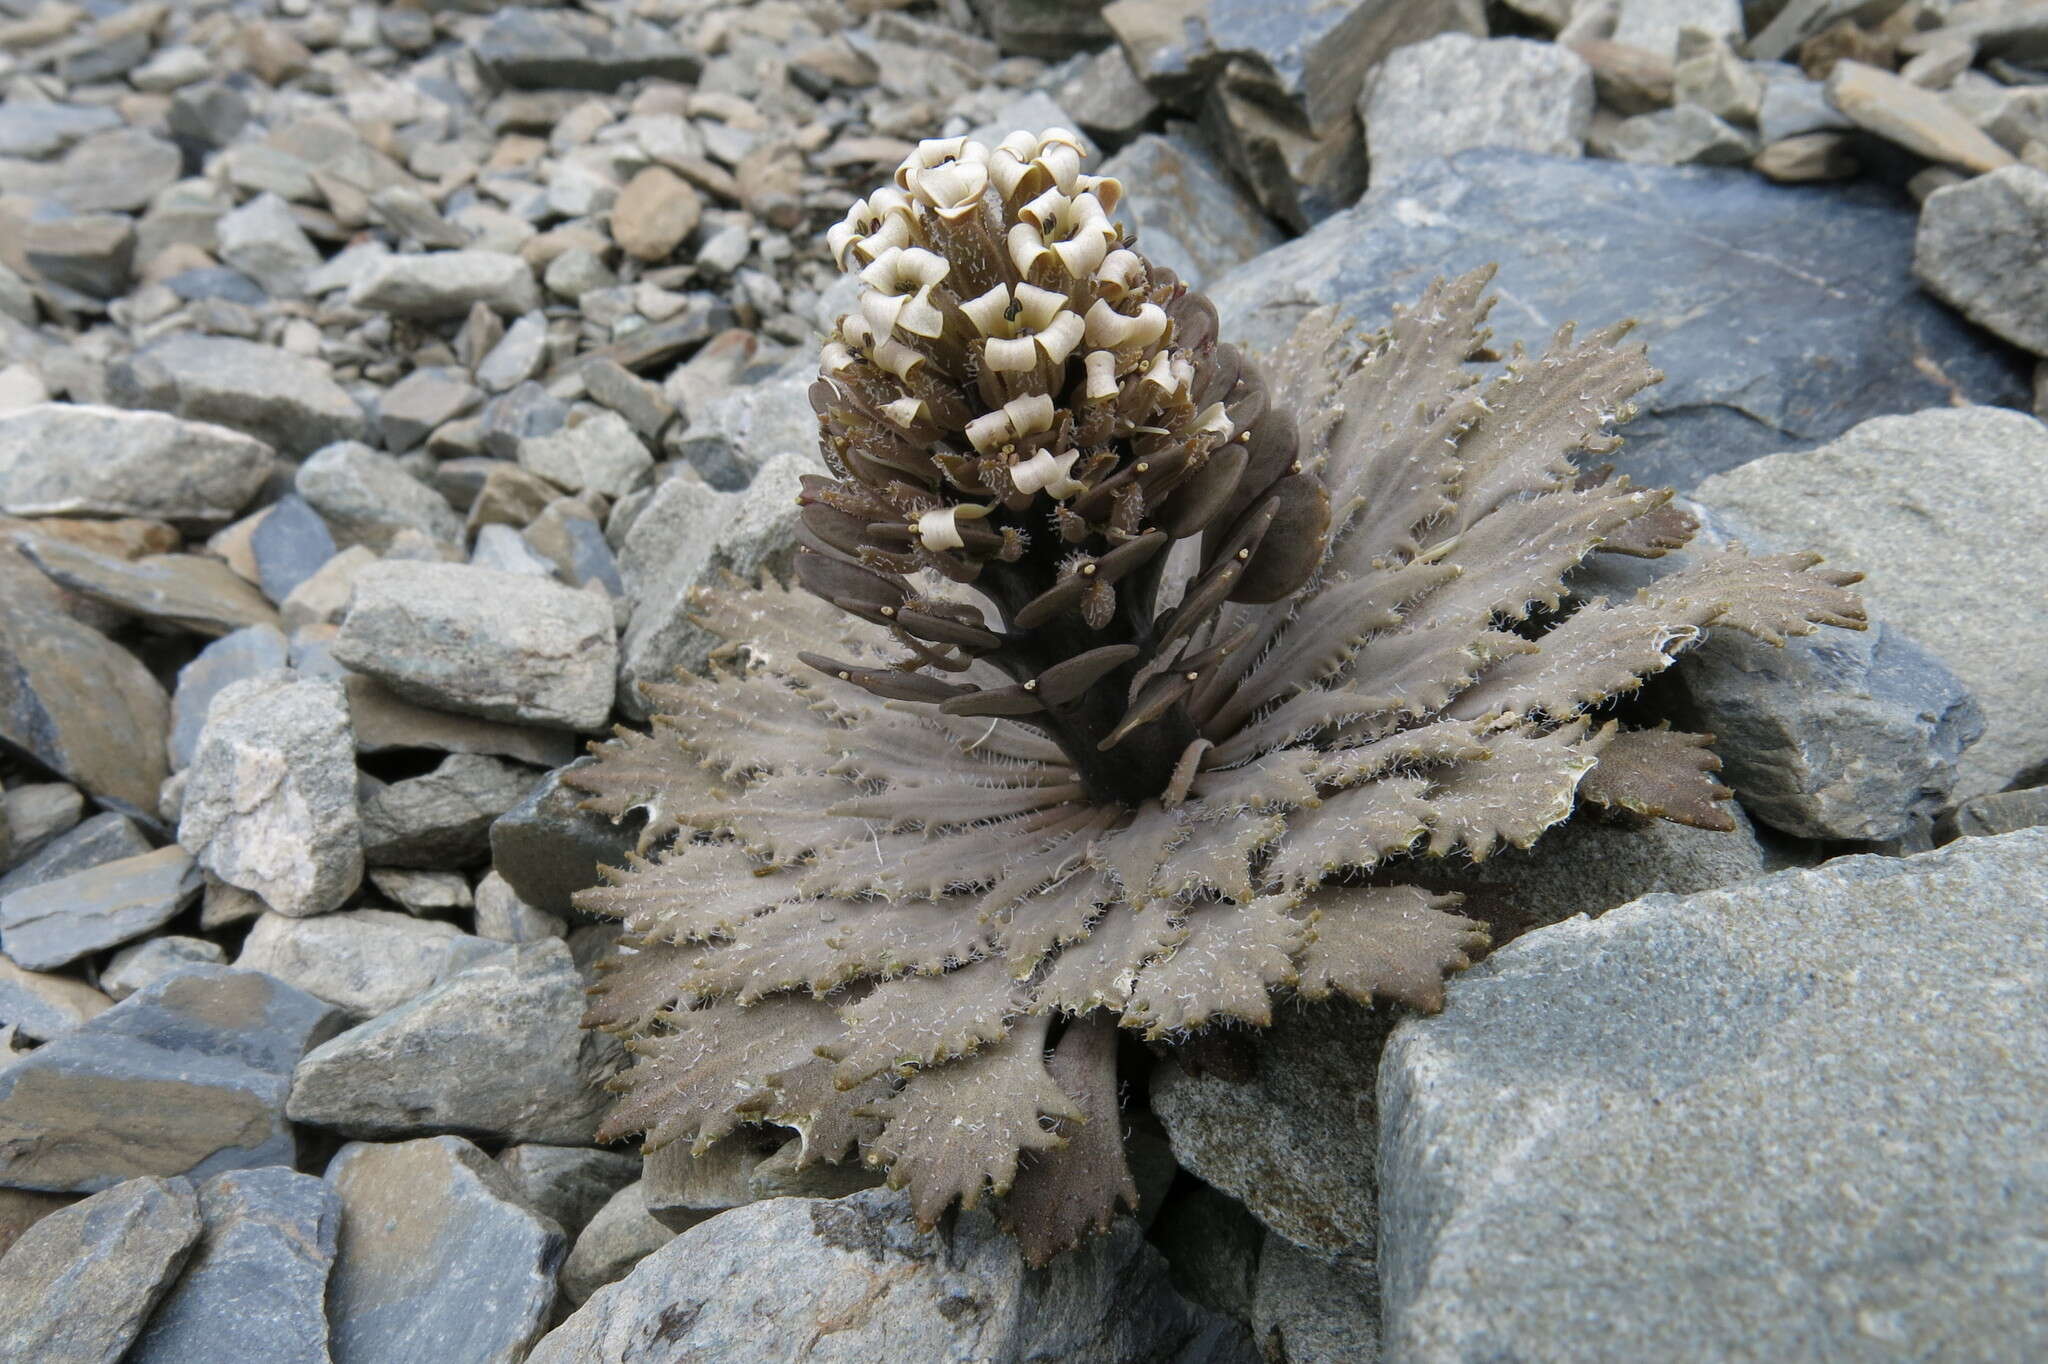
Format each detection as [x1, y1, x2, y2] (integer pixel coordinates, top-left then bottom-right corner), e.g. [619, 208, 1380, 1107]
[109, 334, 368, 458]
[325, 1136, 565, 1364]
[22, 539, 281, 638]
[1378, 829, 2048, 1362]
[475, 8, 705, 91]
[0, 811, 151, 899]
[1099, 132, 1284, 290]
[494, 1144, 641, 1240]
[236, 908, 500, 1019]
[127, 1167, 341, 1364]
[178, 671, 363, 918]
[1206, 149, 2031, 490]
[0, 956, 111, 1041]
[0, 1175, 201, 1364]
[0, 845, 201, 972]
[0, 404, 271, 527]
[1914, 165, 2048, 358]
[0, 575, 169, 816]
[1693, 407, 2048, 799]
[0, 967, 343, 1193]
[529, 1187, 1257, 1364]
[289, 939, 615, 1145]
[334, 561, 617, 732]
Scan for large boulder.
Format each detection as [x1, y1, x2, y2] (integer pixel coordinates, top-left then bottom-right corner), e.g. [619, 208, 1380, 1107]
[1208, 149, 2031, 490]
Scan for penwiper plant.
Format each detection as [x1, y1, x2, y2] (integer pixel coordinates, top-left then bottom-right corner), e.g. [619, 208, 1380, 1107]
[569, 130, 1865, 1264]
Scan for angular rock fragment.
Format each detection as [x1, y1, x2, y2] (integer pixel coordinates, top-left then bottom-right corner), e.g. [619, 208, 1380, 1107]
[475, 8, 705, 90]
[0, 1175, 201, 1364]
[334, 562, 616, 731]
[0, 405, 271, 526]
[558, 1180, 674, 1305]
[0, 846, 201, 972]
[101, 936, 227, 1001]
[1378, 830, 2048, 1361]
[288, 939, 616, 1144]
[168, 625, 292, 771]
[296, 441, 464, 550]
[349, 251, 542, 319]
[1915, 165, 2048, 358]
[488, 759, 640, 917]
[109, 334, 368, 458]
[177, 672, 362, 919]
[324, 1137, 566, 1362]
[0, 968, 343, 1192]
[495, 1144, 640, 1240]
[1098, 133, 1283, 291]
[517, 410, 654, 499]
[528, 1187, 1256, 1363]
[126, 1167, 340, 1364]
[21, 540, 281, 638]
[235, 908, 499, 1019]
[247, 500, 333, 609]
[0, 956, 111, 1042]
[0, 812, 151, 899]
[1362, 34, 1595, 180]
[360, 753, 536, 867]
[343, 673, 576, 769]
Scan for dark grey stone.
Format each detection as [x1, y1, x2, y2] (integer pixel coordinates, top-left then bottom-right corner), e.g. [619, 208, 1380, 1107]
[495, 1145, 641, 1240]
[475, 8, 705, 91]
[0, 1175, 201, 1364]
[288, 939, 617, 1145]
[249, 497, 335, 606]
[1945, 786, 2048, 840]
[166, 83, 251, 150]
[0, 812, 151, 899]
[127, 1167, 341, 1364]
[163, 268, 266, 307]
[20, 212, 134, 299]
[1207, 149, 2032, 490]
[1099, 131, 1284, 290]
[1377, 830, 2048, 1361]
[169, 627, 293, 771]
[0, 967, 345, 1193]
[488, 758, 642, 917]
[0, 847, 201, 972]
[324, 1136, 566, 1364]
[480, 381, 568, 460]
[360, 753, 537, 868]
[108, 335, 369, 459]
[295, 441, 463, 550]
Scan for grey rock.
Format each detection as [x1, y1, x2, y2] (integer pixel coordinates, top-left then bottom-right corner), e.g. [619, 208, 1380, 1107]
[1591, 104, 1760, 165]
[0, 847, 201, 972]
[522, 500, 624, 596]
[1612, 0, 1741, 57]
[473, 871, 566, 943]
[100, 936, 228, 1001]
[1208, 150, 2032, 490]
[638, 1130, 881, 1232]
[177, 671, 363, 919]
[214, 193, 320, 300]
[1674, 28, 1765, 127]
[487, 758, 639, 918]
[0, 585, 169, 816]
[378, 367, 482, 453]
[1198, 65, 1367, 232]
[471, 523, 557, 578]
[0, 784, 83, 863]
[20, 540, 281, 639]
[19, 212, 134, 299]
[366, 868, 472, 916]
[0, 812, 151, 900]
[127, 1167, 340, 1364]
[162, 268, 267, 308]
[1378, 829, 2048, 1362]
[296, 441, 464, 550]
[673, 372, 813, 490]
[971, 0, 1114, 58]
[325, 1137, 566, 1364]
[481, 382, 569, 461]
[580, 358, 674, 442]
[528, 1186, 1258, 1364]
[559, 1180, 675, 1305]
[360, 753, 537, 868]
[476, 313, 549, 394]
[1915, 166, 2048, 358]
[1054, 44, 1162, 138]
[110, 335, 368, 459]
[496, 1144, 640, 1240]
[1100, 132, 1284, 291]
[1150, 1183, 1265, 1324]
[0, 103, 120, 159]
[333, 562, 617, 731]
[236, 909, 499, 1019]
[166, 82, 250, 150]
[0, 968, 343, 1192]
[1828, 59, 2016, 176]
[289, 939, 616, 1144]
[518, 410, 654, 499]
[1252, 1238, 1379, 1364]
[279, 547, 377, 633]
[249, 497, 336, 606]
[617, 455, 812, 718]
[349, 251, 542, 320]
[1694, 407, 2048, 799]
[343, 673, 576, 769]
[0, 1175, 201, 1364]
[1946, 786, 2048, 839]
[0, 128, 181, 213]
[1749, 0, 1882, 62]
[475, 8, 705, 91]
[0, 956, 111, 1041]
[1362, 34, 1595, 181]
[1757, 72, 1854, 142]
[0, 404, 272, 526]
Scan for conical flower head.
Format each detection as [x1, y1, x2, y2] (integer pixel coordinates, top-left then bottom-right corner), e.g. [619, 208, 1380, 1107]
[569, 131, 1866, 1265]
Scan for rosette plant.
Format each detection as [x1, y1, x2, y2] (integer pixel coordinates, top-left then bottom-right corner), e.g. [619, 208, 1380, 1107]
[570, 130, 1864, 1263]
